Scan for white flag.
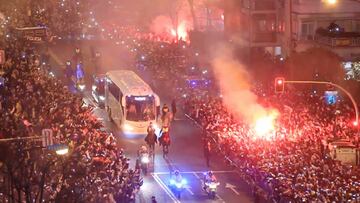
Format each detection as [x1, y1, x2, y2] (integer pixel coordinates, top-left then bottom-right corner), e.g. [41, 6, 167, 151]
[42, 129, 53, 147]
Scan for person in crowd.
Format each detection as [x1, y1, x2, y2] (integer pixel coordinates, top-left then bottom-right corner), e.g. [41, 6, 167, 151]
[138, 145, 148, 157]
[203, 137, 211, 167]
[171, 99, 177, 118]
[204, 171, 217, 184]
[145, 122, 157, 153]
[151, 196, 157, 203]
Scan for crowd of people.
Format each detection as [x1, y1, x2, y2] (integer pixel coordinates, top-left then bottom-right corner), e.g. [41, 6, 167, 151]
[184, 88, 360, 202]
[2, 1, 359, 202]
[0, 0, 107, 42]
[118, 20, 360, 201]
[0, 30, 141, 203]
[119, 23, 360, 201]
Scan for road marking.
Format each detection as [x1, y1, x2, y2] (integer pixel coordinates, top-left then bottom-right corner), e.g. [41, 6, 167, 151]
[153, 170, 235, 175]
[184, 113, 202, 128]
[184, 185, 194, 195]
[48, 48, 64, 66]
[85, 94, 97, 107]
[225, 183, 240, 195]
[192, 172, 226, 203]
[193, 172, 201, 179]
[152, 173, 180, 203]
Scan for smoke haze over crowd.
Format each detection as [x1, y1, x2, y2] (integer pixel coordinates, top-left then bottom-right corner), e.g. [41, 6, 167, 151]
[211, 44, 277, 125]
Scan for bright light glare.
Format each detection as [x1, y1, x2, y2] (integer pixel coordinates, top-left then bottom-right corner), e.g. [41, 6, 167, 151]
[171, 29, 176, 37]
[254, 112, 278, 139]
[152, 123, 159, 130]
[141, 156, 150, 163]
[325, 0, 337, 5]
[79, 84, 85, 91]
[123, 123, 134, 131]
[56, 148, 69, 155]
[181, 179, 187, 185]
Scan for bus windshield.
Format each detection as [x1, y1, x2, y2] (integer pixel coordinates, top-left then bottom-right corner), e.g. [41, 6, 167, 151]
[126, 96, 155, 121]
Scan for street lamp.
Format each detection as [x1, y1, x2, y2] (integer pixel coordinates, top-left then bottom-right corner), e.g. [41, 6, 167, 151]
[324, 0, 337, 5]
[49, 144, 69, 155]
[55, 147, 69, 155]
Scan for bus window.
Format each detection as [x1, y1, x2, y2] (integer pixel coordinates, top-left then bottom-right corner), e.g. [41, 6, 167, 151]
[126, 96, 155, 121]
[108, 80, 120, 101]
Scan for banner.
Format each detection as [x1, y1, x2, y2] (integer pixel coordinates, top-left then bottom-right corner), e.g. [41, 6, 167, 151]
[42, 129, 53, 147]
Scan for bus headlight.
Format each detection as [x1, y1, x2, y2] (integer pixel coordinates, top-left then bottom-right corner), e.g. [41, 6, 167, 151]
[99, 96, 105, 101]
[123, 124, 134, 131]
[152, 123, 159, 130]
[79, 84, 86, 91]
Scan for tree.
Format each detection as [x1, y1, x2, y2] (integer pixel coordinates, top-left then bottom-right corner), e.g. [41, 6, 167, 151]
[284, 47, 345, 82]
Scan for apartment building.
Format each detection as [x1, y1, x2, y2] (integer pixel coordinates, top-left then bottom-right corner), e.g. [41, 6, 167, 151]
[284, 0, 360, 79]
[224, 0, 360, 79]
[285, 0, 360, 54]
[224, 0, 284, 55]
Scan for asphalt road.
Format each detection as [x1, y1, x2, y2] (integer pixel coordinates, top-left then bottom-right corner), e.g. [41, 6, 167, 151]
[48, 40, 255, 203]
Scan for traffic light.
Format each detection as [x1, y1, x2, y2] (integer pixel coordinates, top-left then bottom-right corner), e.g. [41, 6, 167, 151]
[274, 77, 285, 93]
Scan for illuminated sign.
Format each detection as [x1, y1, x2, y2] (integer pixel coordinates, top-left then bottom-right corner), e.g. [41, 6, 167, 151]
[134, 97, 146, 101]
[335, 39, 351, 46]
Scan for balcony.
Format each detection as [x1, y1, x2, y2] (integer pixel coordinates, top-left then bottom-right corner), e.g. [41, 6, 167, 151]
[252, 32, 277, 43]
[253, 0, 276, 10]
[315, 32, 360, 47]
[241, 0, 277, 13]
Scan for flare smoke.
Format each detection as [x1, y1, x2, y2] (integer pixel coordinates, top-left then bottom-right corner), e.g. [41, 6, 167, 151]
[211, 45, 270, 123]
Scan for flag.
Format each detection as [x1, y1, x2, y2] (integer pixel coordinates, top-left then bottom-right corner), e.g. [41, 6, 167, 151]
[42, 129, 53, 147]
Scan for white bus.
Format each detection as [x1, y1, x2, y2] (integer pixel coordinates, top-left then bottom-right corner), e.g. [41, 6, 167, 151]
[105, 70, 160, 134]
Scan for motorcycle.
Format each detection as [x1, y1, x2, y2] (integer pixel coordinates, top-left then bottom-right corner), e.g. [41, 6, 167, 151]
[74, 63, 86, 92]
[139, 153, 150, 175]
[204, 181, 220, 199]
[169, 178, 187, 199]
[76, 79, 86, 92]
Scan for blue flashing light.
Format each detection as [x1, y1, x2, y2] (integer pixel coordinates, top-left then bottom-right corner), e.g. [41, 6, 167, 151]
[325, 91, 338, 105]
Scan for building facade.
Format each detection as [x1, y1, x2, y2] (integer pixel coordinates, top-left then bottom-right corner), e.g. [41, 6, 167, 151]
[285, 0, 360, 56]
[285, 0, 360, 80]
[224, 0, 284, 55]
[224, 0, 360, 79]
